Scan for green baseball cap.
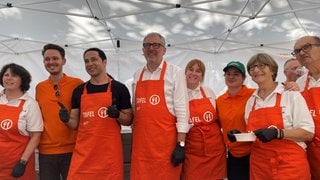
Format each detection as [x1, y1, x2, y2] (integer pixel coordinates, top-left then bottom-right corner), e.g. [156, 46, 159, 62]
[223, 61, 246, 76]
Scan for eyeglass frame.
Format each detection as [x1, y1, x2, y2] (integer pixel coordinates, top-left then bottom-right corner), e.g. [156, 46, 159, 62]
[291, 43, 320, 57]
[53, 84, 61, 97]
[248, 63, 269, 72]
[142, 43, 164, 49]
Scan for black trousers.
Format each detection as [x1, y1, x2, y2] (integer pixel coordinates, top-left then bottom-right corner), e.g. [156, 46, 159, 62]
[227, 151, 250, 180]
[38, 152, 72, 180]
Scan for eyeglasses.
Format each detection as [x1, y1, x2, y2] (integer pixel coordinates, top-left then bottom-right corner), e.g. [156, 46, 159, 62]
[249, 63, 268, 72]
[143, 43, 164, 49]
[291, 43, 320, 57]
[53, 84, 61, 98]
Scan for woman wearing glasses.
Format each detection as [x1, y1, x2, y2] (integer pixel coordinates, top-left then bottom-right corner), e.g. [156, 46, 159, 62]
[243, 53, 314, 179]
[0, 63, 43, 179]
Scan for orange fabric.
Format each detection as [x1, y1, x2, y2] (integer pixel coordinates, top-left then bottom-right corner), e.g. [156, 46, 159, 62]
[216, 85, 254, 157]
[36, 74, 83, 154]
[182, 87, 226, 180]
[131, 61, 181, 180]
[67, 80, 123, 180]
[0, 100, 36, 180]
[301, 74, 320, 180]
[247, 94, 310, 180]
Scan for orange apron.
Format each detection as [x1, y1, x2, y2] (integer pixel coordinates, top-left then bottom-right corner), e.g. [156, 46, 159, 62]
[301, 74, 320, 180]
[67, 81, 123, 180]
[0, 100, 36, 180]
[182, 87, 226, 180]
[131, 61, 181, 180]
[247, 94, 310, 180]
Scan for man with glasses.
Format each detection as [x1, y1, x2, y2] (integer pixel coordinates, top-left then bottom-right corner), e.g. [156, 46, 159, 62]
[130, 32, 190, 179]
[293, 36, 320, 180]
[35, 44, 83, 180]
[283, 58, 304, 82]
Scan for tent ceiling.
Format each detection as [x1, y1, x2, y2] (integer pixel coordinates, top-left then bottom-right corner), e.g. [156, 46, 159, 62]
[1, 0, 320, 55]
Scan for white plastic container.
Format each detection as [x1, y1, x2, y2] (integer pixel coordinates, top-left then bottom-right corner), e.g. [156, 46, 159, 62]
[234, 133, 256, 142]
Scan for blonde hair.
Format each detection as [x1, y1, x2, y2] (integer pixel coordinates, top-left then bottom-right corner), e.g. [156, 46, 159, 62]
[185, 59, 206, 83]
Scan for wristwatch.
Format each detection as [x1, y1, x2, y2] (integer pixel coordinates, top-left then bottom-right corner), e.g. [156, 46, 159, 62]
[179, 141, 185, 147]
[20, 159, 27, 165]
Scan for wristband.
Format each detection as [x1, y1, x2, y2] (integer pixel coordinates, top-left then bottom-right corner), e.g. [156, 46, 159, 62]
[278, 129, 284, 139]
[20, 159, 27, 165]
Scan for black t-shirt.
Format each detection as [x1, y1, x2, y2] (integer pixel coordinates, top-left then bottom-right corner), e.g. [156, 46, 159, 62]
[72, 80, 132, 110]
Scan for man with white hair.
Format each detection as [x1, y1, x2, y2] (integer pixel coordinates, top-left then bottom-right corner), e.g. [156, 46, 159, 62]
[293, 35, 320, 180]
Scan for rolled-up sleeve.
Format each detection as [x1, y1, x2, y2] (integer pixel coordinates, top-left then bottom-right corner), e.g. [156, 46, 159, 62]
[171, 67, 190, 133]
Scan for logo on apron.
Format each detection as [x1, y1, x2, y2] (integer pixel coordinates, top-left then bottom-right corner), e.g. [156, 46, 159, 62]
[98, 107, 108, 118]
[149, 95, 160, 105]
[1, 119, 13, 130]
[203, 111, 214, 122]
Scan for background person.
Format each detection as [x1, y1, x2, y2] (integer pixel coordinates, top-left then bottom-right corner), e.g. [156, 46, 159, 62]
[130, 32, 190, 179]
[243, 53, 314, 179]
[36, 44, 83, 180]
[0, 63, 43, 179]
[283, 58, 303, 82]
[293, 35, 320, 180]
[59, 47, 133, 179]
[181, 59, 226, 180]
[216, 61, 254, 180]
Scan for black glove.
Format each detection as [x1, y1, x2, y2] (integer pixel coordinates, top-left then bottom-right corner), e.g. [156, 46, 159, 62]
[227, 129, 241, 142]
[254, 128, 278, 143]
[58, 102, 70, 123]
[11, 160, 26, 178]
[107, 105, 120, 118]
[171, 142, 185, 167]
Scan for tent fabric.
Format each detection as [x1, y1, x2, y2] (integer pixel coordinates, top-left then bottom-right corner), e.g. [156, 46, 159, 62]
[1, 0, 320, 97]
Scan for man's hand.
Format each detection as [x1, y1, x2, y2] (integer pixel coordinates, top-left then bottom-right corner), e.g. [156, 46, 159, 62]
[254, 128, 278, 143]
[107, 105, 120, 118]
[11, 160, 26, 178]
[282, 81, 299, 91]
[171, 142, 185, 167]
[58, 102, 70, 123]
[227, 129, 241, 142]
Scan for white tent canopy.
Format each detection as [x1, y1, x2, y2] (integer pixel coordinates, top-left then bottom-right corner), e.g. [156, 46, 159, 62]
[1, 0, 320, 96]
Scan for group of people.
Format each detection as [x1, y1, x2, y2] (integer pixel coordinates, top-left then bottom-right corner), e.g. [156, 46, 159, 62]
[0, 33, 319, 180]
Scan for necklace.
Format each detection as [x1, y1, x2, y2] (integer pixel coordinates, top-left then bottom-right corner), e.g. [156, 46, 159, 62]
[258, 84, 277, 100]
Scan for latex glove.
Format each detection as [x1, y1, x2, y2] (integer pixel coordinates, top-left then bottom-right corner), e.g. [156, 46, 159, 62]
[58, 102, 70, 123]
[171, 142, 185, 167]
[227, 129, 241, 142]
[11, 161, 26, 178]
[107, 105, 120, 118]
[254, 128, 278, 143]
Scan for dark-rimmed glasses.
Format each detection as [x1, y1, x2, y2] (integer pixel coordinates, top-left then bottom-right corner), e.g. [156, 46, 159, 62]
[143, 43, 164, 49]
[53, 84, 61, 98]
[249, 63, 268, 72]
[291, 43, 320, 57]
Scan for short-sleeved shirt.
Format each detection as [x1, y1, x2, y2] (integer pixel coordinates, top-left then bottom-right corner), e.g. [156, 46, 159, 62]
[72, 80, 132, 110]
[0, 91, 43, 135]
[244, 84, 314, 149]
[187, 85, 216, 107]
